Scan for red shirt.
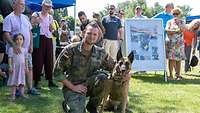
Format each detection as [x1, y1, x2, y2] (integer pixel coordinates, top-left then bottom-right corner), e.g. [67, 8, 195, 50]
[183, 30, 196, 46]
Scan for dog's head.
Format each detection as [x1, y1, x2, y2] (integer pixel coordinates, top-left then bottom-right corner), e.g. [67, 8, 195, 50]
[112, 50, 134, 80]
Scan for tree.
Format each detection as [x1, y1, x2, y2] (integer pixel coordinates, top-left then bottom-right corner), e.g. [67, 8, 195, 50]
[99, 0, 192, 19]
[177, 5, 192, 18]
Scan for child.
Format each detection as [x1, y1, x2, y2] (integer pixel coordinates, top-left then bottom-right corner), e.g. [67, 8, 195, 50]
[7, 33, 28, 100]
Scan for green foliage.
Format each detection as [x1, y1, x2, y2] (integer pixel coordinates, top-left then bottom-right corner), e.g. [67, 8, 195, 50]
[177, 5, 193, 19]
[63, 16, 75, 31]
[99, 0, 192, 18]
[53, 8, 75, 31]
[0, 15, 3, 23]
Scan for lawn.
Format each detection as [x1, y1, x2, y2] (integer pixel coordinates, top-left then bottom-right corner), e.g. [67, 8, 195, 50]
[0, 67, 200, 113]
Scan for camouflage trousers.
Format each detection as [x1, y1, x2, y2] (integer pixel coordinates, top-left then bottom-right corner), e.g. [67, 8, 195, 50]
[62, 71, 109, 113]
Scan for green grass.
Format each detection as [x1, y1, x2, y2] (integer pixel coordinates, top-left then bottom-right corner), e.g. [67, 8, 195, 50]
[0, 68, 200, 113]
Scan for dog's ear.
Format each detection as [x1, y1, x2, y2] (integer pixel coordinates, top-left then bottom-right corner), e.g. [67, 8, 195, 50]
[128, 51, 134, 64]
[116, 48, 123, 61]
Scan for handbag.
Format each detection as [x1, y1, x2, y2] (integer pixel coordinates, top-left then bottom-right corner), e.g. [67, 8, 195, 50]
[190, 55, 199, 67]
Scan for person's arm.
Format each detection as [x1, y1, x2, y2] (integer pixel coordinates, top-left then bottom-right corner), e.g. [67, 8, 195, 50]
[8, 48, 13, 73]
[0, 53, 4, 63]
[49, 16, 54, 32]
[0, 42, 5, 63]
[8, 57, 12, 73]
[118, 28, 123, 40]
[192, 32, 198, 55]
[118, 19, 123, 40]
[53, 46, 87, 94]
[29, 31, 33, 53]
[62, 79, 87, 94]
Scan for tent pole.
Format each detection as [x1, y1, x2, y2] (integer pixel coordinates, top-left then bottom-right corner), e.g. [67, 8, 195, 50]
[74, 5, 76, 35]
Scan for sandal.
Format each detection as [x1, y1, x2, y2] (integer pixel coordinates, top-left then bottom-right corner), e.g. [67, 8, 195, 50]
[167, 76, 173, 80]
[175, 75, 183, 80]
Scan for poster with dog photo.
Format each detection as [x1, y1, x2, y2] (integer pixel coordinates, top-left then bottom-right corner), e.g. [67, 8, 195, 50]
[125, 19, 166, 71]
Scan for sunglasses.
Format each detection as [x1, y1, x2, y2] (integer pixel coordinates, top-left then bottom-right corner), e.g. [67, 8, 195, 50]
[173, 13, 179, 16]
[109, 8, 115, 10]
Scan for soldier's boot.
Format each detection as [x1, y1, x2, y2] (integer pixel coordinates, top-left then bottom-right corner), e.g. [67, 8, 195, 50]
[86, 98, 99, 113]
[62, 100, 70, 113]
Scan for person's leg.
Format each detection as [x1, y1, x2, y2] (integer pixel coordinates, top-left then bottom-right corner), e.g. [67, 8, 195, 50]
[103, 39, 110, 55]
[175, 60, 182, 80]
[62, 88, 86, 113]
[32, 36, 45, 88]
[26, 54, 40, 95]
[19, 84, 25, 97]
[26, 54, 33, 89]
[10, 86, 16, 100]
[184, 45, 192, 72]
[168, 59, 175, 80]
[110, 40, 120, 60]
[44, 38, 56, 87]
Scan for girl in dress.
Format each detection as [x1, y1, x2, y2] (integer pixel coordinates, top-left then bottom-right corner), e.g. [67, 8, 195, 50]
[7, 33, 28, 100]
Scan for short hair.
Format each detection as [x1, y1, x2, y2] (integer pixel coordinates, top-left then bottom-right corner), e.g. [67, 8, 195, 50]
[92, 12, 100, 18]
[86, 21, 99, 29]
[165, 3, 174, 8]
[86, 21, 103, 38]
[109, 5, 115, 9]
[118, 9, 124, 14]
[78, 11, 86, 17]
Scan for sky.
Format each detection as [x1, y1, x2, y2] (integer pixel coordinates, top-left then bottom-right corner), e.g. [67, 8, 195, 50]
[68, 0, 200, 19]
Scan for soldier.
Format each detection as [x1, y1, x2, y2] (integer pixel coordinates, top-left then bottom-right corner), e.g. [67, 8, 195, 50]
[54, 22, 116, 113]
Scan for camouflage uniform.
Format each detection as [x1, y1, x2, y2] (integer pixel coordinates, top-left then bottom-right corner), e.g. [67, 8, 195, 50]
[54, 41, 114, 113]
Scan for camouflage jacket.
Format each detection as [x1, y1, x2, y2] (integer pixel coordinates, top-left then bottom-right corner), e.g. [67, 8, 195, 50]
[54, 41, 115, 84]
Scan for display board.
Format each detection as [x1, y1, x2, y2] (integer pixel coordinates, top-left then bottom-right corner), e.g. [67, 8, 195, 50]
[125, 19, 166, 71]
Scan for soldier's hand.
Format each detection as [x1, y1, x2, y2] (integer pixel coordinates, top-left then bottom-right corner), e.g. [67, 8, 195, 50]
[72, 84, 87, 94]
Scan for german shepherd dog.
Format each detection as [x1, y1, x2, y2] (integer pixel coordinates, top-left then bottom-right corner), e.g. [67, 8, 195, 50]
[99, 50, 134, 113]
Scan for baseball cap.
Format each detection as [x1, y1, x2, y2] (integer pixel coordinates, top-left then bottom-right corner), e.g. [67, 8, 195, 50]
[135, 6, 142, 10]
[42, 0, 53, 7]
[31, 12, 39, 17]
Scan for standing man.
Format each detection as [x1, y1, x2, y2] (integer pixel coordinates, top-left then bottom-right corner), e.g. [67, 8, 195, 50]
[3, 0, 39, 95]
[102, 5, 123, 60]
[78, 11, 90, 38]
[118, 9, 126, 56]
[152, 3, 174, 39]
[133, 6, 147, 19]
[54, 22, 116, 113]
[32, 0, 57, 88]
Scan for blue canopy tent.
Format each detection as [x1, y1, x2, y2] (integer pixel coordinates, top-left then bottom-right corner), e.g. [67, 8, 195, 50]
[25, 0, 76, 11]
[186, 15, 200, 23]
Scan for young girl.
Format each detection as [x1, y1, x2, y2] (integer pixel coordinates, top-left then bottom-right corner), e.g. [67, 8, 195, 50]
[7, 33, 28, 100]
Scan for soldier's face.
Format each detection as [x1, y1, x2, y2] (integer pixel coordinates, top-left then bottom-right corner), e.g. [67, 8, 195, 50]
[84, 26, 99, 45]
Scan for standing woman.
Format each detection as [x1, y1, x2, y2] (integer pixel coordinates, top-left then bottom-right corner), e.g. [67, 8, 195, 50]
[32, 0, 57, 88]
[166, 8, 185, 80]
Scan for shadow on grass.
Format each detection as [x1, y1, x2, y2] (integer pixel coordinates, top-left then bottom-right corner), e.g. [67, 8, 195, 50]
[185, 73, 200, 77]
[0, 86, 63, 113]
[132, 74, 200, 85]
